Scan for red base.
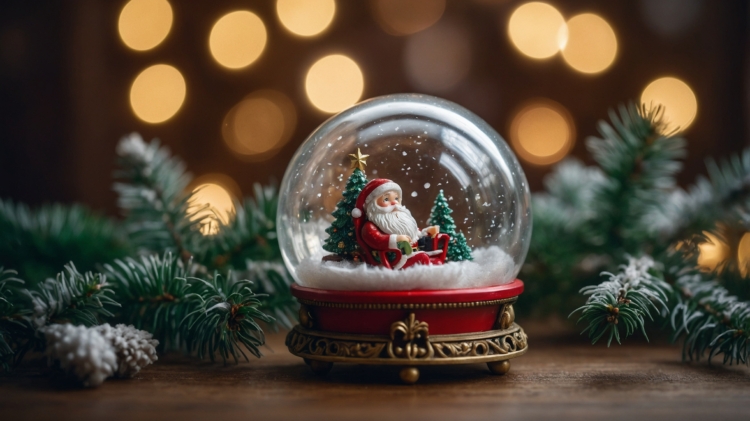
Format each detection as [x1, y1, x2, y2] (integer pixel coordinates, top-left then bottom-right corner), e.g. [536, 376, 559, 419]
[291, 280, 524, 335]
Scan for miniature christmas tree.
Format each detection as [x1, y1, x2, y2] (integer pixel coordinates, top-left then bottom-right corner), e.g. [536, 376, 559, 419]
[428, 190, 473, 261]
[323, 166, 368, 258]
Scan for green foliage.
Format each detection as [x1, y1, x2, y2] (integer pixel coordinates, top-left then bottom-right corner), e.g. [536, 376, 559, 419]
[529, 102, 750, 366]
[114, 134, 208, 261]
[0, 268, 24, 370]
[103, 253, 274, 362]
[323, 168, 367, 256]
[671, 270, 750, 365]
[574, 257, 669, 346]
[26, 264, 120, 328]
[183, 273, 273, 362]
[0, 200, 130, 282]
[429, 189, 473, 261]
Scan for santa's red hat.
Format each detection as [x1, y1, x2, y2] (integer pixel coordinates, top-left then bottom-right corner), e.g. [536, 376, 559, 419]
[351, 178, 401, 219]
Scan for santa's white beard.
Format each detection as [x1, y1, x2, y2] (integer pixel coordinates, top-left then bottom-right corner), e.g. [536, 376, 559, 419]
[366, 200, 421, 240]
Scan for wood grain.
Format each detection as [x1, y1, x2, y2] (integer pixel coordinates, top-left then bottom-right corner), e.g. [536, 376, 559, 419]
[1, 326, 749, 421]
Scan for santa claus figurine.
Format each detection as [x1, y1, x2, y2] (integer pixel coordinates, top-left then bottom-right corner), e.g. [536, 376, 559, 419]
[351, 178, 449, 270]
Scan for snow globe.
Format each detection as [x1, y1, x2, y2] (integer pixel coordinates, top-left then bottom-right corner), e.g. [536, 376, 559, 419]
[279, 94, 530, 383]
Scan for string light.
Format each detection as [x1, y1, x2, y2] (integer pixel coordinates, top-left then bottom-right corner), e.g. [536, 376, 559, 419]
[222, 90, 297, 160]
[305, 54, 364, 113]
[509, 99, 575, 166]
[129, 64, 186, 124]
[738, 233, 750, 278]
[507, 2, 567, 59]
[188, 175, 240, 235]
[277, 0, 336, 36]
[209, 11, 267, 69]
[561, 14, 617, 74]
[641, 76, 698, 132]
[371, 0, 446, 36]
[697, 232, 729, 272]
[118, 0, 173, 51]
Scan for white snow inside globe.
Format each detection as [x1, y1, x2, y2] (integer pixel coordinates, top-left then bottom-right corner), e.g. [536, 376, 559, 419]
[277, 94, 531, 291]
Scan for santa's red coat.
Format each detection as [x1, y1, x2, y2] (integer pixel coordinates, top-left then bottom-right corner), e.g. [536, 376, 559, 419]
[361, 221, 410, 252]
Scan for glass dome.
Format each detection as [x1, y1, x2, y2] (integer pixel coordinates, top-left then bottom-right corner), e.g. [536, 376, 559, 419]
[277, 94, 531, 290]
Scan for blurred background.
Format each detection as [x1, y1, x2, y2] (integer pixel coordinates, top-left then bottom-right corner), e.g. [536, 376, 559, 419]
[0, 0, 747, 221]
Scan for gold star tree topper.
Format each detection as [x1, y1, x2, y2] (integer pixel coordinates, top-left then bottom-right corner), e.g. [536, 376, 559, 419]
[349, 148, 369, 172]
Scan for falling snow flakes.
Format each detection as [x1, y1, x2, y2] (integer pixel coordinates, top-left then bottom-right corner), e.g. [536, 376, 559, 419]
[402, 151, 407, 156]
[411, 191, 418, 197]
[424, 183, 431, 189]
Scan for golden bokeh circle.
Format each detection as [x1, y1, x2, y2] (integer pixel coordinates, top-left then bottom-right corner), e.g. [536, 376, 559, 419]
[561, 13, 617, 74]
[641, 76, 698, 132]
[277, 0, 336, 36]
[118, 0, 173, 51]
[129, 64, 186, 124]
[371, 0, 446, 36]
[507, 2, 567, 59]
[209, 11, 267, 69]
[509, 99, 575, 166]
[222, 90, 297, 160]
[305, 54, 364, 113]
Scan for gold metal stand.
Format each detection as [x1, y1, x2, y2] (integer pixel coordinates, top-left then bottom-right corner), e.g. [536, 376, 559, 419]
[285, 311, 528, 384]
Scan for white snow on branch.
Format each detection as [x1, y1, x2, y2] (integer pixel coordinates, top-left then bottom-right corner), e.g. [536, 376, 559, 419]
[297, 246, 516, 291]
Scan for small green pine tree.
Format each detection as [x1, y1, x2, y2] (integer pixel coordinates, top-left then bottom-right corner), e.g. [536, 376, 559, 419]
[323, 168, 368, 257]
[428, 190, 473, 261]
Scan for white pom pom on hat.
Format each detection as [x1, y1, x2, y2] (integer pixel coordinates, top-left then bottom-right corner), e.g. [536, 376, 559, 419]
[351, 208, 362, 219]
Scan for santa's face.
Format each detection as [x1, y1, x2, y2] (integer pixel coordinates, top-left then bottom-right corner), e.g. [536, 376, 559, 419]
[367, 189, 420, 239]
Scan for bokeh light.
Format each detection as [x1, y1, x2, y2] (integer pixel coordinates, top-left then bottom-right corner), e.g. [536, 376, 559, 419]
[118, 0, 173, 51]
[222, 90, 297, 160]
[640, 76, 698, 132]
[404, 20, 471, 93]
[507, 2, 567, 59]
[188, 175, 240, 235]
[561, 13, 617, 74]
[739, 232, 750, 278]
[276, 0, 336, 37]
[509, 99, 575, 166]
[209, 11, 267, 69]
[371, 0, 446, 36]
[305, 54, 364, 113]
[129, 64, 186, 123]
[697, 232, 729, 272]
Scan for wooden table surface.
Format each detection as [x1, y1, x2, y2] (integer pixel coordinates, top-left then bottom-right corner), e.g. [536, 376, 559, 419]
[2, 324, 749, 421]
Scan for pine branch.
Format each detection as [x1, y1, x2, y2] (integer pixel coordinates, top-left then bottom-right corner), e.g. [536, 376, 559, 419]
[671, 269, 750, 365]
[114, 133, 209, 262]
[574, 256, 670, 346]
[202, 184, 281, 271]
[103, 253, 274, 361]
[587, 104, 686, 253]
[0, 199, 130, 282]
[183, 272, 273, 362]
[0, 268, 24, 370]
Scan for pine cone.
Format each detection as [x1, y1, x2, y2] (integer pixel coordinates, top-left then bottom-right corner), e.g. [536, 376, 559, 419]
[41, 324, 117, 387]
[94, 324, 159, 378]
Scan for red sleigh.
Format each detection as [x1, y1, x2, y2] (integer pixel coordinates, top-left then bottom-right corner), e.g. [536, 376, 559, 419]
[353, 215, 450, 270]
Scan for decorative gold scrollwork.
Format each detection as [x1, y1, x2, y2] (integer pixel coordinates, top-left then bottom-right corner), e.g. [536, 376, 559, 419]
[387, 313, 434, 359]
[298, 304, 314, 329]
[497, 304, 515, 330]
[287, 330, 385, 358]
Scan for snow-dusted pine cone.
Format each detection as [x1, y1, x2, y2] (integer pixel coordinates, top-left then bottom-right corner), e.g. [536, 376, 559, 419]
[94, 324, 159, 377]
[41, 324, 117, 387]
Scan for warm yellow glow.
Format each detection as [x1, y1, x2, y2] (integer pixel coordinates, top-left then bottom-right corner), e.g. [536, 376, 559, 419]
[697, 232, 729, 272]
[189, 178, 238, 235]
[129, 64, 186, 124]
[561, 13, 617, 74]
[509, 100, 575, 166]
[371, 0, 446, 36]
[118, 0, 173, 51]
[738, 233, 750, 277]
[209, 11, 267, 69]
[641, 77, 698, 132]
[277, 0, 336, 36]
[222, 90, 297, 159]
[305, 54, 364, 113]
[507, 2, 567, 59]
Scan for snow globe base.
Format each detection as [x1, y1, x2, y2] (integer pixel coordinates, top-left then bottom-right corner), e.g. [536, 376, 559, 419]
[284, 280, 528, 384]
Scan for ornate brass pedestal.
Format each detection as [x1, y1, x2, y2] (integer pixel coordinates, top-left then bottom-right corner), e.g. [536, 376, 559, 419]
[285, 311, 529, 384]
